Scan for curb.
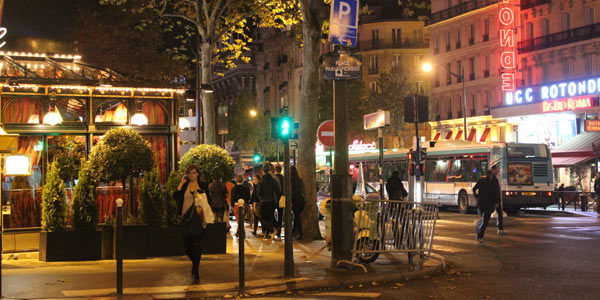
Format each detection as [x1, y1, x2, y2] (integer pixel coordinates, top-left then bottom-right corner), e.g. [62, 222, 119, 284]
[244, 254, 447, 296]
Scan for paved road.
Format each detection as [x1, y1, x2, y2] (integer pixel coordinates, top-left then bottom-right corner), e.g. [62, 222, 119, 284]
[241, 210, 600, 300]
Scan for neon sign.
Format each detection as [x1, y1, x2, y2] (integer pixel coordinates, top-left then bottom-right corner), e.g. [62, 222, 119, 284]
[541, 97, 593, 113]
[0, 28, 6, 48]
[506, 76, 600, 105]
[348, 140, 376, 151]
[499, 0, 517, 92]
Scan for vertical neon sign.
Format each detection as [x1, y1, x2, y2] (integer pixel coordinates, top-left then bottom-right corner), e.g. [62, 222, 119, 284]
[499, 0, 517, 95]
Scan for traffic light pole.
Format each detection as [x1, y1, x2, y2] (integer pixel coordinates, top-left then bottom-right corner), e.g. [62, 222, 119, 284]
[413, 82, 423, 203]
[378, 127, 384, 200]
[283, 139, 294, 277]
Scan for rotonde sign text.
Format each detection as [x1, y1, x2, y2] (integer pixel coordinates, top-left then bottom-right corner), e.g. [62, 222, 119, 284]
[505, 76, 600, 106]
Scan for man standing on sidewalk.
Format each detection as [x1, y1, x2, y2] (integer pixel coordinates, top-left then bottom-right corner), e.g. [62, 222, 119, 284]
[273, 165, 285, 238]
[473, 168, 501, 242]
[490, 165, 505, 235]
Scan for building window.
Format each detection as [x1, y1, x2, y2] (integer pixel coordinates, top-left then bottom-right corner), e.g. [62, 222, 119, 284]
[371, 29, 379, 46]
[457, 60, 462, 82]
[446, 31, 451, 51]
[585, 7, 595, 25]
[484, 90, 491, 110]
[370, 82, 378, 93]
[434, 35, 440, 53]
[447, 0, 452, 9]
[414, 29, 423, 42]
[469, 57, 475, 80]
[484, 55, 490, 77]
[415, 54, 424, 70]
[469, 24, 475, 45]
[527, 22, 534, 39]
[541, 63, 550, 82]
[471, 93, 476, 116]
[585, 54, 595, 75]
[562, 12, 571, 31]
[369, 55, 379, 74]
[392, 28, 402, 44]
[393, 54, 402, 68]
[483, 19, 490, 41]
[446, 62, 452, 85]
[526, 66, 533, 85]
[541, 18, 550, 36]
[561, 60, 571, 79]
[456, 27, 461, 49]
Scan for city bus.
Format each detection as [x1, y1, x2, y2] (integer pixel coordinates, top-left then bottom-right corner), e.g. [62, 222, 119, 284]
[348, 141, 554, 213]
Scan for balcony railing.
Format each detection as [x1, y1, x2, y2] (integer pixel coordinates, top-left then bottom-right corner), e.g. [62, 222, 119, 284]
[482, 34, 489, 42]
[369, 68, 379, 75]
[518, 22, 600, 54]
[469, 73, 475, 80]
[456, 41, 461, 49]
[447, 112, 453, 119]
[469, 37, 474, 45]
[446, 44, 451, 52]
[426, 0, 498, 26]
[359, 38, 430, 51]
[521, 0, 551, 10]
[483, 70, 490, 78]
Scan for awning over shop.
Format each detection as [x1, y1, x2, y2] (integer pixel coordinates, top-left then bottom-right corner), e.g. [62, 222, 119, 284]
[454, 130, 463, 140]
[433, 132, 441, 141]
[479, 127, 491, 143]
[467, 129, 476, 142]
[551, 132, 600, 167]
[552, 156, 594, 167]
[444, 131, 453, 140]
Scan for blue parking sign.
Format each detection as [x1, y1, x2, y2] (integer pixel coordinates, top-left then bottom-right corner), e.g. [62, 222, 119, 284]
[329, 0, 359, 47]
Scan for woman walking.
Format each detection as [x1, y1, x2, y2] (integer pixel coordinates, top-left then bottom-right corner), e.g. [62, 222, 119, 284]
[250, 174, 262, 236]
[174, 165, 210, 281]
[290, 166, 306, 240]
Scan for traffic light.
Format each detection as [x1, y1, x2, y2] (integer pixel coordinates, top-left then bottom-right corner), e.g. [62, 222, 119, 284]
[253, 153, 262, 163]
[271, 116, 293, 140]
[326, 154, 332, 167]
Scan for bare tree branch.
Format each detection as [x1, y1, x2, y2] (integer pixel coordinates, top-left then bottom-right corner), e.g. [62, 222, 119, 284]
[210, 0, 226, 20]
[201, 0, 211, 25]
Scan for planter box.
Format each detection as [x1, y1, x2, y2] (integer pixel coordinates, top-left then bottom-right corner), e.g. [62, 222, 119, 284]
[115, 225, 148, 259]
[101, 225, 114, 259]
[39, 230, 102, 262]
[146, 227, 185, 257]
[202, 222, 227, 254]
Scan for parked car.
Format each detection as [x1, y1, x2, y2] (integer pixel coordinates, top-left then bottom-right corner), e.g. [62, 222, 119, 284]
[316, 182, 379, 219]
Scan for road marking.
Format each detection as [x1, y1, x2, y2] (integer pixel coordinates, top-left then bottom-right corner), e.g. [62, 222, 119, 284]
[508, 229, 595, 241]
[435, 236, 484, 246]
[432, 244, 468, 253]
[309, 292, 381, 298]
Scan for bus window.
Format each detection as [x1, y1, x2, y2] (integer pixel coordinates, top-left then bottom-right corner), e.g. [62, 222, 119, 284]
[426, 158, 449, 182]
[448, 159, 468, 182]
[398, 161, 408, 181]
[472, 159, 489, 181]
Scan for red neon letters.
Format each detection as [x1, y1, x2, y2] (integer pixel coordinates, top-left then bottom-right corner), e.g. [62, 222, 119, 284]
[541, 97, 593, 113]
[499, 0, 517, 92]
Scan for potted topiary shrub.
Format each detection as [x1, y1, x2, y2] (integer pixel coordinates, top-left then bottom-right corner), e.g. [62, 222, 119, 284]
[39, 161, 84, 261]
[143, 169, 184, 257]
[87, 127, 154, 259]
[178, 144, 235, 254]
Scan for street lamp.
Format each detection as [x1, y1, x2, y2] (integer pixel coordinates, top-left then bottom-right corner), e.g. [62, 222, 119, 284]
[249, 109, 257, 117]
[130, 101, 148, 126]
[422, 62, 467, 141]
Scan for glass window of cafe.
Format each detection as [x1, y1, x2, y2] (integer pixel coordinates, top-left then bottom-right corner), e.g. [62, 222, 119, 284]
[2, 98, 172, 229]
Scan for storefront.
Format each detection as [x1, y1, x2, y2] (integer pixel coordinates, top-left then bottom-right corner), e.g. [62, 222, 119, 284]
[429, 115, 517, 144]
[0, 51, 184, 229]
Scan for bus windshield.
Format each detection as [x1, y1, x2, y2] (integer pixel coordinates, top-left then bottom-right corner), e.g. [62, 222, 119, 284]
[506, 144, 548, 158]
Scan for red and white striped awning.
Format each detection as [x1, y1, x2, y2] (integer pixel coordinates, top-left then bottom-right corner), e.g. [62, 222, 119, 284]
[479, 127, 491, 143]
[454, 130, 463, 140]
[444, 131, 453, 140]
[467, 129, 477, 142]
[433, 132, 441, 141]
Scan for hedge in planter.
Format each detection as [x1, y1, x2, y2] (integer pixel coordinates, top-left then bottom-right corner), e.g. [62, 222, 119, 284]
[72, 167, 98, 231]
[40, 161, 101, 261]
[139, 168, 163, 229]
[87, 127, 154, 217]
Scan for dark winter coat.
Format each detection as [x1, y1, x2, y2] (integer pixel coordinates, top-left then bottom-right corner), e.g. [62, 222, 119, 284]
[230, 184, 251, 205]
[291, 177, 305, 207]
[257, 173, 282, 203]
[209, 182, 229, 214]
[173, 180, 211, 216]
[472, 176, 500, 213]
[386, 175, 408, 200]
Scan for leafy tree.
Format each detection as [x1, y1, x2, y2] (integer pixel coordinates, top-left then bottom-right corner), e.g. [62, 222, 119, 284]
[41, 161, 68, 232]
[71, 167, 98, 231]
[165, 170, 181, 226]
[139, 168, 164, 228]
[178, 144, 235, 184]
[101, 0, 300, 144]
[73, 1, 189, 81]
[87, 127, 154, 216]
[47, 136, 86, 186]
[229, 92, 278, 158]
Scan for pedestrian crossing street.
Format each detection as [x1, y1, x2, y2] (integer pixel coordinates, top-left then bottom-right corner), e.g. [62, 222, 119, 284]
[431, 216, 599, 254]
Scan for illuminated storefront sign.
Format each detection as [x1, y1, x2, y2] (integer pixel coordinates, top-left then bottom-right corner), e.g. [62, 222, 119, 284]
[348, 140, 376, 151]
[499, 0, 517, 92]
[584, 119, 600, 132]
[506, 76, 600, 105]
[541, 96, 593, 113]
[0, 27, 6, 48]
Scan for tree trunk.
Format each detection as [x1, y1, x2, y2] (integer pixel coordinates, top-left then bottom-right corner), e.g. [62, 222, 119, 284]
[297, 0, 328, 241]
[200, 41, 216, 144]
[0, 0, 4, 26]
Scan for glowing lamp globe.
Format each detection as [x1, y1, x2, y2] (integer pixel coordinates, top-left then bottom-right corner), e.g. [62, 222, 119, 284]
[131, 112, 148, 126]
[178, 117, 191, 129]
[43, 110, 62, 126]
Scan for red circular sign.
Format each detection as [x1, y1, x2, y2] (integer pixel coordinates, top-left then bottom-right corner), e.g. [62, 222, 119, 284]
[317, 120, 335, 148]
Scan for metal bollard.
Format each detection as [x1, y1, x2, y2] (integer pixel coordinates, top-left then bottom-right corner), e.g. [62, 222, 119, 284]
[116, 198, 123, 295]
[237, 200, 245, 295]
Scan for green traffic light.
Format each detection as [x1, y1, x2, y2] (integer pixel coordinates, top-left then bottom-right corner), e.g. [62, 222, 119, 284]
[281, 119, 290, 136]
[253, 154, 261, 162]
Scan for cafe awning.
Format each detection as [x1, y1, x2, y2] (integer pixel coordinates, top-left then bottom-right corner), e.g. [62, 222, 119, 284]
[551, 132, 600, 167]
[552, 155, 594, 167]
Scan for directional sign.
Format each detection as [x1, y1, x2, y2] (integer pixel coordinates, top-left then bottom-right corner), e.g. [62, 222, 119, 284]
[364, 110, 390, 130]
[323, 53, 361, 80]
[329, 0, 359, 47]
[291, 122, 299, 140]
[317, 120, 335, 148]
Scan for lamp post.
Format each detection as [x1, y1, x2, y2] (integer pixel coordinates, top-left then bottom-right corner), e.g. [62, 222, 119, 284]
[422, 62, 467, 141]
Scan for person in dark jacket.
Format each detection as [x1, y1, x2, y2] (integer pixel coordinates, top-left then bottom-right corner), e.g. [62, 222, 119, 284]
[230, 175, 251, 237]
[174, 165, 210, 281]
[256, 163, 281, 240]
[472, 169, 501, 242]
[250, 174, 262, 236]
[386, 171, 408, 200]
[489, 165, 505, 235]
[209, 180, 229, 223]
[290, 166, 305, 239]
[594, 173, 600, 199]
[273, 165, 285, 238]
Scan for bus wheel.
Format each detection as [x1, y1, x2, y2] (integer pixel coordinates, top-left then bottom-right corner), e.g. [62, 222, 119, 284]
[458, 191, 469, 214]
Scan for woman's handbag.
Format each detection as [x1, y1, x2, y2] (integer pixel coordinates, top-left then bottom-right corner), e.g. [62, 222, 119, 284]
[195, 192, 215, 226]
[181, 205, 203, 239]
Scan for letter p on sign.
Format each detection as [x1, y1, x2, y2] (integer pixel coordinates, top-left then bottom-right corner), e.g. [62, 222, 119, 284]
[339, 2, 351, 20]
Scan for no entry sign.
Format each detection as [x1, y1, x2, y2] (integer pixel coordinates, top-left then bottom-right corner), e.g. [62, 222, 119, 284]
[317, 120, 335, 148]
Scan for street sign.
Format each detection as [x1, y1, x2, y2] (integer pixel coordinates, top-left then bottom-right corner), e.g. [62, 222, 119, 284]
[323, 53, 361, 80]
[317, 120, 335, 148]
[328, 0, 359, 47]
[291, 122, 299, 140]
[364, 110, 390, 130]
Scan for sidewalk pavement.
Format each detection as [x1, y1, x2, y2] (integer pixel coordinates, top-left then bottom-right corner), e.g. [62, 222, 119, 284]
[2, 229, 445, 300]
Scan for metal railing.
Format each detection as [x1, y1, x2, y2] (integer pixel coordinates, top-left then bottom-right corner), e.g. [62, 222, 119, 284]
[351, 200, 438, 265]
[521, 0, 551, 10]
[358, 38, 429, 51]
[555, 191, 599, 212]
[518, 22, 600, 54]
[426, 0, 498, 26]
